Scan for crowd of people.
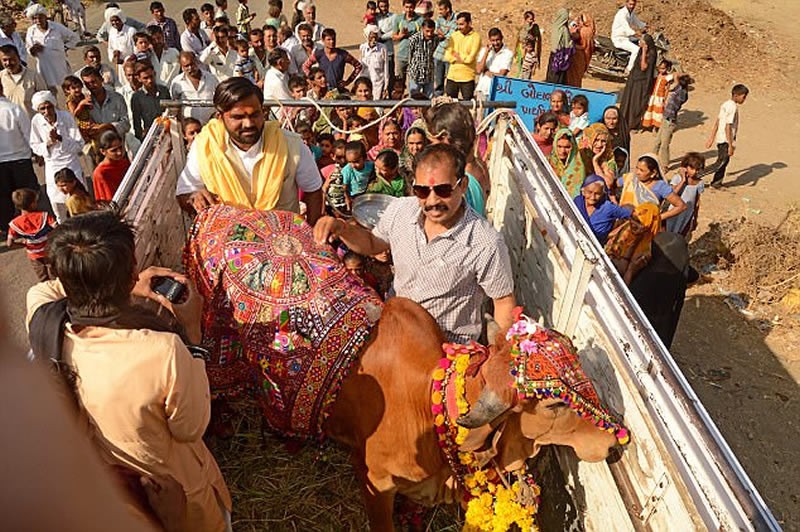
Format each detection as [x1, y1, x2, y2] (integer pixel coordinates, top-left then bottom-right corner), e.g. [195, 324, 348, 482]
[0, 0, 753, 529]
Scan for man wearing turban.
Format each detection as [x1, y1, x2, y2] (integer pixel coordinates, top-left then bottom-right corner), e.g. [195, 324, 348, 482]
[29, 91, 86, 222]
[24, 4, 79, 91]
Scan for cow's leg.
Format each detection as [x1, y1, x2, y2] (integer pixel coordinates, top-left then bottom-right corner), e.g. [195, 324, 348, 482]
[351, 453, 396, 531]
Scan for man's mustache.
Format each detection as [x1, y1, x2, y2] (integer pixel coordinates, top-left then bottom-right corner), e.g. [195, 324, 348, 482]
[424, 204, 448, 212]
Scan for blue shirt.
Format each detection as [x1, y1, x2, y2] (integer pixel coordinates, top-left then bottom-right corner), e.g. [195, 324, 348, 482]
[434, 13, 458, 61]
[342, 161, 374, 196]
[574, 195, 631, 245]
[393, 13, 421, 61]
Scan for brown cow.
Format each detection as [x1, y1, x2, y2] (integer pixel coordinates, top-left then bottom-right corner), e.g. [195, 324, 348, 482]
[324, 297, 620, 530]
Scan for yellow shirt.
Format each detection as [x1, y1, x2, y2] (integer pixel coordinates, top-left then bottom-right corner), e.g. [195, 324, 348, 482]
[444, 30, 482, 82]
[26, 281, 232, 532]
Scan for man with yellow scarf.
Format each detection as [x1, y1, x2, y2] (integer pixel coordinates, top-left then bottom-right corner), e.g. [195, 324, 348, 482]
[176, 78, 323, 223]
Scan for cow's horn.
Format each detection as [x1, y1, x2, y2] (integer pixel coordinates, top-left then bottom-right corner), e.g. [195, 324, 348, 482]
[456, 388, 511, 429]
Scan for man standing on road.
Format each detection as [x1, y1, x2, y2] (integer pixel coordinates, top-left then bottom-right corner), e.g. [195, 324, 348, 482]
[0, 83, 37, 235]
[289, 23, 321, 76]
[392, 0, 421, 84]
[176, 78, 323, 223]
[314, 144, 516, 342]
[475, 28, 513, 99]
[611, 0, 647, 75]
[0, 44, 47, 117]
[200, 22, 238, 81]
[706, 84, 749, 188]
[375, 0, 396, 89]
[81, 66, 130, 138]
[406, 19, 437, 97]
[433, 0, 457, 96]
[263, 48, 293, 101]
[171, 52, 220, 124]
[24, 5, 79, 93]
[180, 8, 211, 56]
[0, 14, 27, 65]
[146, 25, 180, 87]
[444, 12, 480, 100]
[148, 1, 181, 50]
[131, 62, 170, 141]
[294, 4, 325, 42]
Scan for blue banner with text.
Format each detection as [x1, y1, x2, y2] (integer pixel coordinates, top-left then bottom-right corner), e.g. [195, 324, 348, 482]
[490, 76, 617, 132]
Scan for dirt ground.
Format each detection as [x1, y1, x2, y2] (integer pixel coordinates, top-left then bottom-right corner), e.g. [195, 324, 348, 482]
[1, 0, 798, 528]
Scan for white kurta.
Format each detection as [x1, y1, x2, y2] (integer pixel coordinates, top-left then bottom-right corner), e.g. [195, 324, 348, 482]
[29, 110, 85, 204]
[150, 47, 181, 87]
[25, 22, 79, 88]
[108, 24, 136, 80]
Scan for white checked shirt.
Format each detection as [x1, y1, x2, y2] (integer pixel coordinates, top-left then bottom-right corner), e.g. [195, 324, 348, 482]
[372, 196, 514, 342]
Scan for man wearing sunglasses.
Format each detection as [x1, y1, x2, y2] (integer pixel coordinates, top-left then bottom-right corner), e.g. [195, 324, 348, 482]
[314, 144, 516, 343]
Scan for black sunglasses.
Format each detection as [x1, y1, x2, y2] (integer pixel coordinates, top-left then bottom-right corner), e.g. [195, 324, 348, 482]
[412, 176, 464, 199]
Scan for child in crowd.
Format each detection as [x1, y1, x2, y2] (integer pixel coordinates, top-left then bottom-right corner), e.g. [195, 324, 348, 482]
[341, 141, 374, 208]
[296, 122, 322, 161]
[6, 189, 57, 282]
[316, 133, 335, 168]
[287, 75, 316, 126]
[666, 152, 706, 237]
[343, 251, 380, 292]
[267, 0, 290, 29]
[642, 60, 674, 131]
[569, 94, 589, 137]
[214, 0, 229, 22]
[55, 168, 95, 217]
[368, 149, 407, 197]
[132, 32, 152, 62]
[613, 147, 629, 183]
[92, 129, 130, 201]
[322, 141, 348, 214]
[62, 75, 98, 143]
[182, 117, 203, 149]
[363, 1, 377, 25]
[235, 0, 256, 36]
[264, 4, 282, 30]
[200, 3, 216, 38]
[520, 33, 541, 80]
[233, 39, 258, 83]
[706, 84, 749, 188]
[654, 73, 692, 170]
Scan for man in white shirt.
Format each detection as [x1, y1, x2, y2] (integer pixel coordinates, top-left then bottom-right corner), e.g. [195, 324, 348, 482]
[0, 44, 48, 117]
[0, 84, 37, 233]
[146, 24, 180, 87]
[176, 78, 323, 222]
[24, 6, 79, 92]
[170, 51, 220, 124]
[0, 14, 27, 65]
[199, 22, 237, 81]
[611, 0, 647, 74]
[475, 28, 513, 100]
[180, 7, 211, 55]
[263, 48, 292, 101]
[294, 4, 325, 42]
[29, 91, 85, 222]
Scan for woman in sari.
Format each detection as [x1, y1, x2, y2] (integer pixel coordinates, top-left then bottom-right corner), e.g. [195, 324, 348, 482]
[548, 128, 587, 197]
[602, 105, 630, 154]
[580, 123, 617, 192]
[545, 9, 574, 85]
[618, 33, 658, 132]
[565, 13, 596, 88]
[366, 119, 403, 160]
[605, 202, 661, 285]
[619, 153, 686, 222]
[574, 174, 631, 245]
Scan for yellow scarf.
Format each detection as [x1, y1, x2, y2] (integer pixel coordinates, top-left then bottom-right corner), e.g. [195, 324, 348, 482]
[195, 119, 289, 210]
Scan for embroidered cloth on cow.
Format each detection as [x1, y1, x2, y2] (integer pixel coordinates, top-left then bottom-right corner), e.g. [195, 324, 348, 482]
[507, 312, 630, 444]
[184, 205, 383, 438]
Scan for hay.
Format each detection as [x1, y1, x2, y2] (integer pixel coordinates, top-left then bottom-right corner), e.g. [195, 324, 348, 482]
[208, 399, 463, 531]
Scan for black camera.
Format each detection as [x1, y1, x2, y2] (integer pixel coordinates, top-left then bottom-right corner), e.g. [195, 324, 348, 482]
[151, 277, 186, 303]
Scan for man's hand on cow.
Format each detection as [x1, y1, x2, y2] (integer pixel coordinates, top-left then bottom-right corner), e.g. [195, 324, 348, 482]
[187, 189, 219, 212]
[314, 215, 344, 245]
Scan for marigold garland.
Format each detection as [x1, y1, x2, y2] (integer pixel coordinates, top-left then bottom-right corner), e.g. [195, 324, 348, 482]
[432, 342, 540, 531]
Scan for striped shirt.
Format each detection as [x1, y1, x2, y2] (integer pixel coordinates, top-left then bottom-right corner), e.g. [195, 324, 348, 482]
[372, 197, 514, 342]
[8, 211, 56, 260]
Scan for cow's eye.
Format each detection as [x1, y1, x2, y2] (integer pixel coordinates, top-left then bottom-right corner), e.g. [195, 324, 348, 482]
[546, 402, 568, 410]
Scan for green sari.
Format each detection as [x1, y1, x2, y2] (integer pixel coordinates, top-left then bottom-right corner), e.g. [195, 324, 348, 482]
[548, 128, 587, 197]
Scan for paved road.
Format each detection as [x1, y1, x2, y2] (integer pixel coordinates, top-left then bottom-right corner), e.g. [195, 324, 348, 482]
[0, 0, 365, 350]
